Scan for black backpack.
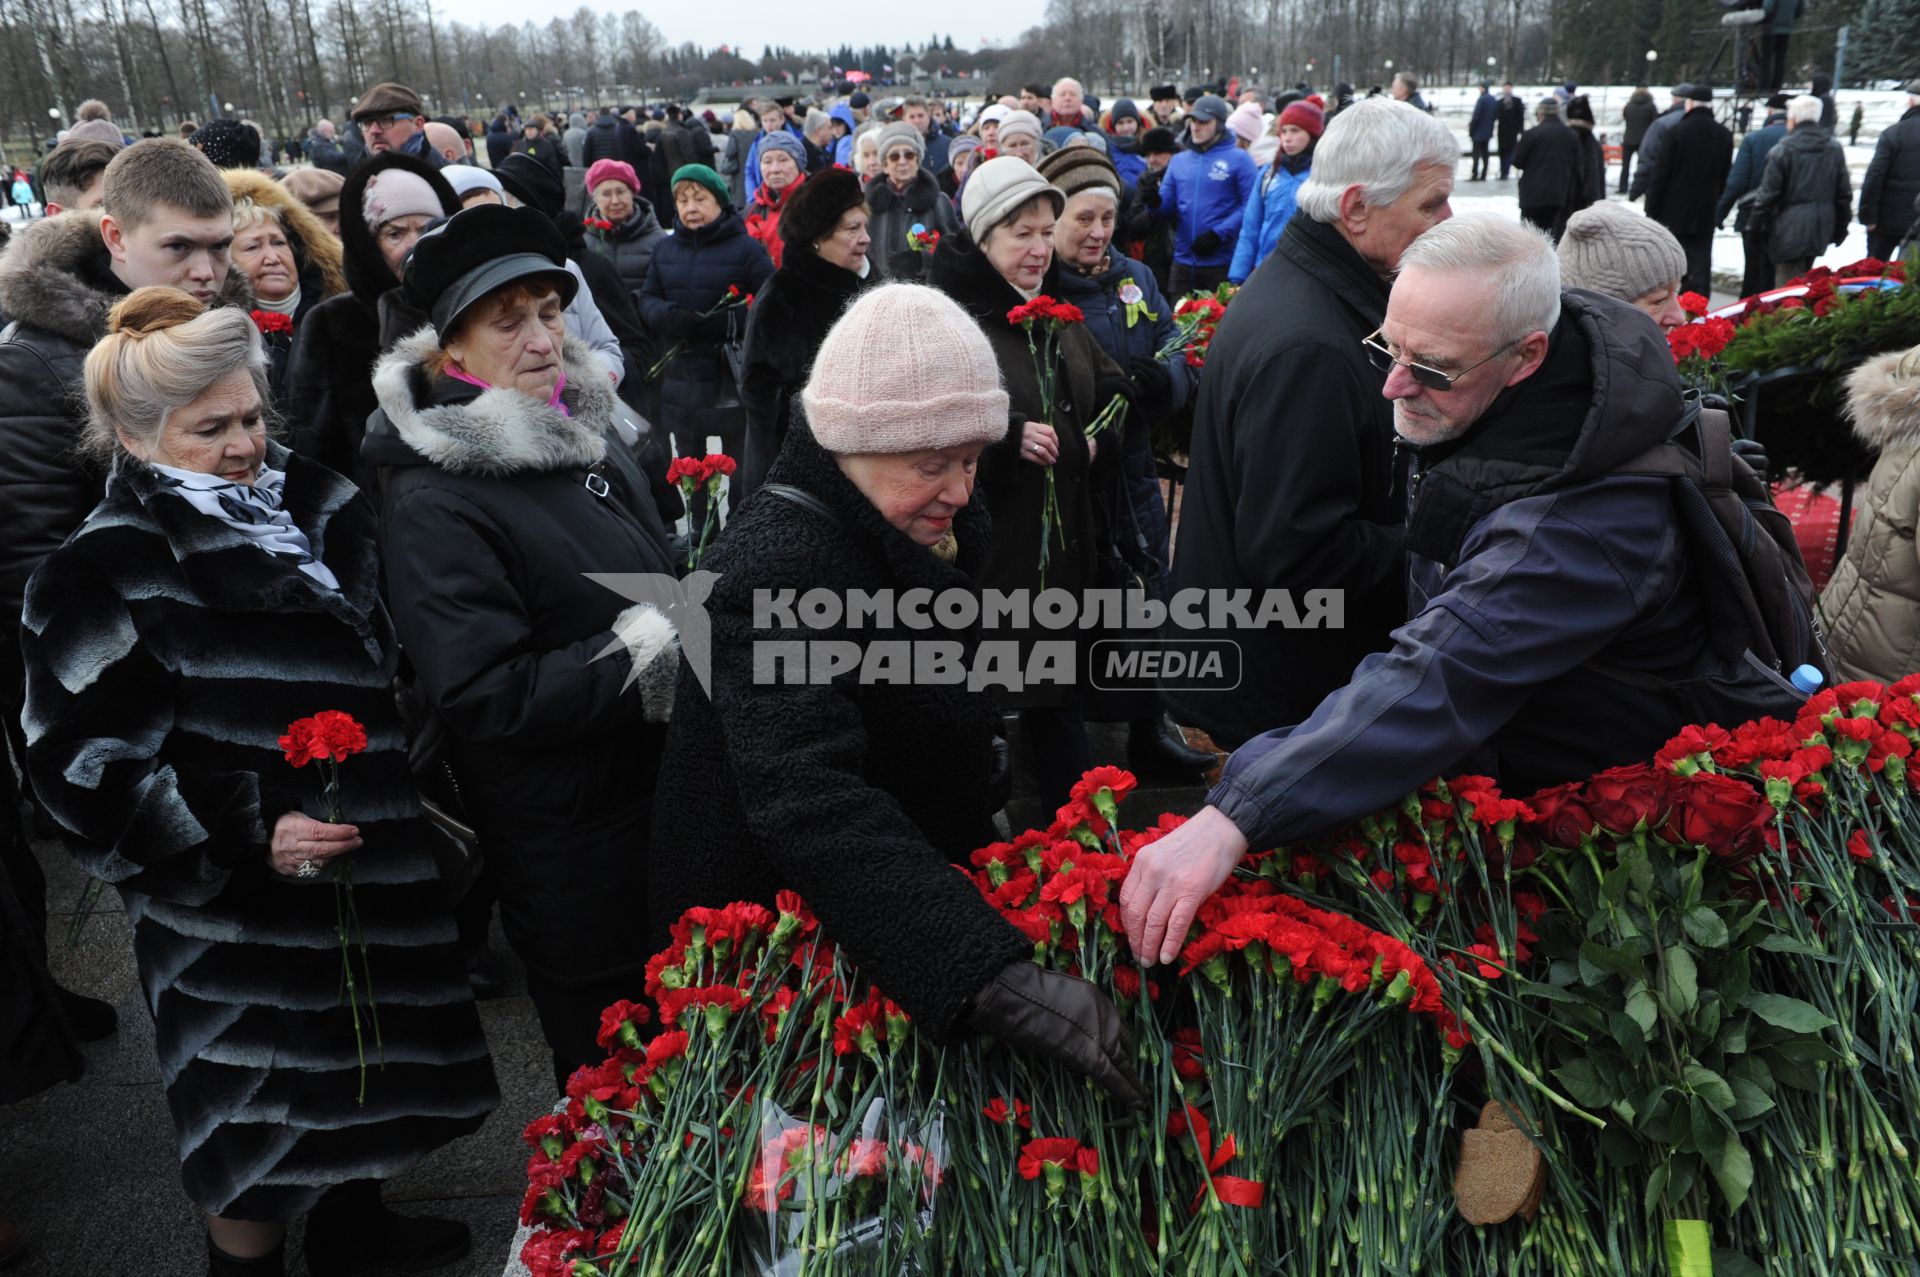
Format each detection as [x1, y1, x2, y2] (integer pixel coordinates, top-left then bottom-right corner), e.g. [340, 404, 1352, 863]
[1590, 401, 1829, 724]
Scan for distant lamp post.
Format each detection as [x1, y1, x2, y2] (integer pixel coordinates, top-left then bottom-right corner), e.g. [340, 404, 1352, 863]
[223, 101, 234, 114]
[48, 107, 62, 120]
[1384, 60, 1394, 73]
[1646, 50, 1659, 67]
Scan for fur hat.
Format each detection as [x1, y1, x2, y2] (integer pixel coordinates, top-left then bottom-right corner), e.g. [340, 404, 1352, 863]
[1558, 202, 1688, 303]
[778, 167, 866, 249]
[801, 284, 1009, 455]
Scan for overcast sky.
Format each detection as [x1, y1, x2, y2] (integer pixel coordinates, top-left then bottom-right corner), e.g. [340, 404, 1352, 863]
[442, 0, 1040, 57]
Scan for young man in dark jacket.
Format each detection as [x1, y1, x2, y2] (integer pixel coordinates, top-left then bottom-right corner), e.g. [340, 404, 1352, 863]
[1162, 97, 1458, 750]
[1647, 85, 1734, 296]
[0, 138, 251, 1050]
[1124, 216, 1709, 966]
[1467, 84, 1497, 180]
[1861, 81, 1920, 261]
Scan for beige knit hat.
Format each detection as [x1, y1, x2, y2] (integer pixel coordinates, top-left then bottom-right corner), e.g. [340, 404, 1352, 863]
[960, 155, 1063, 239]
[1558, 201, 1687, 303]
[801, 284, 1009, 454]
[995, 109, 1044, 144]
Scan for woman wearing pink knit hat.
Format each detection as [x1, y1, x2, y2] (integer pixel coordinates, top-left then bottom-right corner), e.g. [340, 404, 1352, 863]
[581, 157, 665, 302]
[648, 281, 1146, 1112]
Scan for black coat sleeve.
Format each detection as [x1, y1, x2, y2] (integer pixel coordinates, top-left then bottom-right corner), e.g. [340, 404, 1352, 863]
[1223, 342, 1404, 595]
[382, 485, 644, 748]
[703, 576, 1030, 1036]
[21, 553, 299, 903]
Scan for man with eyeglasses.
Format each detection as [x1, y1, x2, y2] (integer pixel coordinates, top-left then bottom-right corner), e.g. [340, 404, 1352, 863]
[1163, 97, 1457, 755]
[1123, 215, 1712, 967]
[350, 81, 448, 170]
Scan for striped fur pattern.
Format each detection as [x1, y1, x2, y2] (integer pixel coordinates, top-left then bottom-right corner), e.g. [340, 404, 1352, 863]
[20, 443, 496, 1221]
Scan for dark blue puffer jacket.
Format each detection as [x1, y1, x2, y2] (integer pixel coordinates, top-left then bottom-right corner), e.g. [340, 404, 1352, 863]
[1207, 290, 1709, 849]
[636, 211, 774, 419]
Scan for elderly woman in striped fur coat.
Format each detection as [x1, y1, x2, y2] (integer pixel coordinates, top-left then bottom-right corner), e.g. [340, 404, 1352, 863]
[19, 286, 496, 1277]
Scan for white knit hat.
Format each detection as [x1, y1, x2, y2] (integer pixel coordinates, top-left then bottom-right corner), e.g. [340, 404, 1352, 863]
[960, 155, 1063, 240]
[995, 110, 1044, 144]
[801, 284, 1009, 455]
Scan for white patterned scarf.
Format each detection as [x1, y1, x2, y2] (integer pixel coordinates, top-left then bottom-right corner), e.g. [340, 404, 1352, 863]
[149, 461, 342, 591]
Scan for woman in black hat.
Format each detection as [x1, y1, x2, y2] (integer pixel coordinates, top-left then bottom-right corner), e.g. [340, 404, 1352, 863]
[362, 204, 683, 1088]
[737, 167, 872, 499]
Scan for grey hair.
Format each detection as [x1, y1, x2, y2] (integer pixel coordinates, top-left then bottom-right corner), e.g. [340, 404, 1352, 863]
[1787, 94, 1822, 126]
[230, 195, 284, 232]
[1052, 77, 1084, 98]
[1295, 97, 1459, 224]
[1397, 214, 1561, 347]
[81, 290, 271, 460]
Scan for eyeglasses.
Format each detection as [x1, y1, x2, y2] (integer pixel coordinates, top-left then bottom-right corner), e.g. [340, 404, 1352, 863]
[885, 150, 919, 162]
[359, 112, 416, 130]
[1363, 328, 1520, 391]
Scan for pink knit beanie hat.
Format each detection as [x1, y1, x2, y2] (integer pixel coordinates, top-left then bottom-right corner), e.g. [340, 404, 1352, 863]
[802, 284, 1009, 454]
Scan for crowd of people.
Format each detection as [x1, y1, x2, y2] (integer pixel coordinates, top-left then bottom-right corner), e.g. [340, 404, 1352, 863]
[0, 64, 1916, 1277]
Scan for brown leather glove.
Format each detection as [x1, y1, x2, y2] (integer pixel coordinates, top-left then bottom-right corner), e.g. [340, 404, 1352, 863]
[969, 961, 1146, 1108]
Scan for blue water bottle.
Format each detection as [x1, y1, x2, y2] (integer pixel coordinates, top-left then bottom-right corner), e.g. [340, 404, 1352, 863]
[1789, 664, 1824, 696]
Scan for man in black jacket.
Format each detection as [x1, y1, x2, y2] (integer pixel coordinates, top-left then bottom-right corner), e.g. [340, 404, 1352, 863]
[1162, 97, 1458, 750]
[1647, 85, 1734, 296]
[1619, 86, 1658, 193]
[1862, 81, 1920, 261]
[1124, 216, 1706, 966]
[0, 138, 250, 1048]
[1496, 83, 1526, 179]
[1512, 98, 1582, 242]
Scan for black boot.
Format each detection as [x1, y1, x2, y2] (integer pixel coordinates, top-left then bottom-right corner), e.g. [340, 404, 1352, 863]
[304, 1180, 471, 1277]
[54, 985, 117, 1041]
[1125, 716, 1218, 782]
[207, 1235, 285, 1277]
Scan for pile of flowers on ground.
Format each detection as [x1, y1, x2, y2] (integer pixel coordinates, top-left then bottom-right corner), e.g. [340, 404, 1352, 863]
[515, 679, 1920, 1276]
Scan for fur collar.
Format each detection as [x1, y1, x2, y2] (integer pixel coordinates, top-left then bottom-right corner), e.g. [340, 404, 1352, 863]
[0, 211, 251, 348]
[929, 229, 1060, 330]
[1847, 347, 1920, 449]
[865, 169, 943, 213]
[370, 325, 615, 476]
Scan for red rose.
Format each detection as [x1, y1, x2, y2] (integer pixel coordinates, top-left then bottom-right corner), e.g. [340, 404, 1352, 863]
[1582, 764, 1671, 835]
[1525, 781, 1596, 846]
[1659, 771, 1771, 858]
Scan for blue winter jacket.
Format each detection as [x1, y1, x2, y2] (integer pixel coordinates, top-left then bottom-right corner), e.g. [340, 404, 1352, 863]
[1206, 291, 1708, 849]
[1228, 153, 1311, 284]
[1469, 92, 1499, 143]
[1152, 134, 1258, 268]
[1108, 139, 1147, 190]
[830, 105, 857, 167]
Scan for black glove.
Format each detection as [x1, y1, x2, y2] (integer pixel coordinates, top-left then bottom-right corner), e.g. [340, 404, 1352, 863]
[664, 306, 701, 339]
[1731, 436, 1770, 482]
[1137, 169, 1163, 208]
[1190, 229, 1223, 256]
[1128, 355, 1173, 409]
[969, 962, 1146, 1108]
[695, 308, 732, 341]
